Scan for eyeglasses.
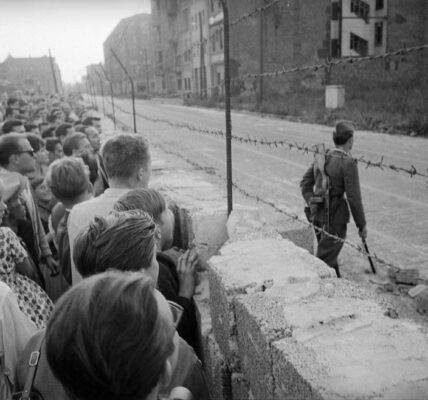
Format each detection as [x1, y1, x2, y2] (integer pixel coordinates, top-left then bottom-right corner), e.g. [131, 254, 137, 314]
[15, 150, 35, 157]
[167, 300, 183, 329]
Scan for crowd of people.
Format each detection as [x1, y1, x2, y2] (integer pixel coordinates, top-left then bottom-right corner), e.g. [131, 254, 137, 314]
[0, 90, 207, 400]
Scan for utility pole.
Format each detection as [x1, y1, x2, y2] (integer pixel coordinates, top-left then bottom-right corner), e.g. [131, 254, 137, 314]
[220, 0, 233, 216]
[258, 4, 264, 106]
[199, 11, 206, 99]
[48, 49, 59, 94]
[144, 48, 150, 95]
[99, 63, 116, 129]
[110, 48, 137, 133]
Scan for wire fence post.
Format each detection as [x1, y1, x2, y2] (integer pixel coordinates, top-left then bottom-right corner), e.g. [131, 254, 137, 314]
[93, 68, 106, 116]
[99, 63, 116, 129]
[221, 0, 233, 216]
[110, 48, 137, 133]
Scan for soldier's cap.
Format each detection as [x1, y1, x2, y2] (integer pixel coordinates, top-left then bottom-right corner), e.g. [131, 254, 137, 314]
[333, 121, 354, 142]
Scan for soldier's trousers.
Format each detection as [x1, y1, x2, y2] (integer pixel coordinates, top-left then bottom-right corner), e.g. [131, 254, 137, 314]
[314, 222, 347, 277]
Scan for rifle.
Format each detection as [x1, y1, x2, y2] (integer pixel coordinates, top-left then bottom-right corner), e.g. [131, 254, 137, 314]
[362, 237, 376, 274]
[311, 144, 330, 230]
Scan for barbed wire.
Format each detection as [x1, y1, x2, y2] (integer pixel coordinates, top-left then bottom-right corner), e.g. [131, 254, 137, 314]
[229, 0, 286, 27]
[106, 98, 428, 181]
[232, 43, 428, 82]
[141, 137, 402, 273]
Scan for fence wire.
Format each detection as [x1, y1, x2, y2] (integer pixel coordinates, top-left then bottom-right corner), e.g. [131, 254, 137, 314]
[107, 98, 428, 182]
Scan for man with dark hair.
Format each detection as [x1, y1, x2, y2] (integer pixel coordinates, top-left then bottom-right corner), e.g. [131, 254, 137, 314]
[62, 132, 93, 157]
[54, 123, 75, 144]
[82, 116, 101, 133]
[68, 134, 151, 284]
[2, 119, 26, 134]
[300, 121, 367, 277]
[0, 134, 58, 283]
[46, 158, 92, 285]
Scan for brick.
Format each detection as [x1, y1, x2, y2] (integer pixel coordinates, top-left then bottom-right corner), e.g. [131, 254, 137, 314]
[395, 268, 420, 285]
[408, 284, 428, 299]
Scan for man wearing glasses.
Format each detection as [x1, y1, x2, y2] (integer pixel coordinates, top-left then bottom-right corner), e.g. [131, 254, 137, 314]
[0, 133, 58, 287]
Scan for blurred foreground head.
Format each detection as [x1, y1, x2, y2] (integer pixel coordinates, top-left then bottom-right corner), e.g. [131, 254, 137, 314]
[45, 271, 175, 400]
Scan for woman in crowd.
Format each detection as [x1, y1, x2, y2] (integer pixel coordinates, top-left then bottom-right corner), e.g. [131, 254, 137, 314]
[26, 134, 50, 183]
[0, 178, 53, 329]
[46, 271, 176, 400]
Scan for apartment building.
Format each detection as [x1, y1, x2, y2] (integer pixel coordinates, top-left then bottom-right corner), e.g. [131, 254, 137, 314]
[0, 55, 62, 94]
[103, 13, 153, 96]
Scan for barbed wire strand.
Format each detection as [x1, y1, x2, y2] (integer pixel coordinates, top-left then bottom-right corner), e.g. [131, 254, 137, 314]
[106, 98, 428, 181]
[232, 43, 428, 82]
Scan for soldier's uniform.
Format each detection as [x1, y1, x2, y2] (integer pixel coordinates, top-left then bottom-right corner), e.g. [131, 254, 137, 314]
[300, 123, 366, 277]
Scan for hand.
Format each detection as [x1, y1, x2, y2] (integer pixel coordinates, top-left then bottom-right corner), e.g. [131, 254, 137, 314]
[359, 225, 367, 240]
[45, 256, 59, 277]
[177, 248, 199, 299]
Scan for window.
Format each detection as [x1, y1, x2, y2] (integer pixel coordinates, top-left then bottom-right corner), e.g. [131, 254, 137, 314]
[177, 78, 182, 91]
[350, 32, 368, 56]
[375, 0, 384, 10]
[350, 0, 370, 22]
[375, 22, 383, 46]
[331, 39, 340, 57]
[211, 0, 214, 12]
[331, 1, 340, 20]
[219, 28, 223, 49]
[157, 51, 163, 64]
[212, 34, 216, 52]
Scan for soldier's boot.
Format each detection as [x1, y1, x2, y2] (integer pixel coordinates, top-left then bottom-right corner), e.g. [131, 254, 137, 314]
[332, 264, 341, 278]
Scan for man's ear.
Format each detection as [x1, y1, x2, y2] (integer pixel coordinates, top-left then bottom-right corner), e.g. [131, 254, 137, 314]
[158, 359, 172, 390]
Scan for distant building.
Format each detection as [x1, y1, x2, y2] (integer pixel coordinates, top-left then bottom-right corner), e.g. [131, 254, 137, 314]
[103, 13, 153, 96]
[0, 55, 62, 94]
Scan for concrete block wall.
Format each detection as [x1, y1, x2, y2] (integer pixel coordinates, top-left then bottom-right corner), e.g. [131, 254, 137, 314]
[150, 149, 428, 400]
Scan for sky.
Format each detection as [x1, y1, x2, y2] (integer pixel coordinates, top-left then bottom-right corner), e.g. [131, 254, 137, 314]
[0, 0, 151, 83]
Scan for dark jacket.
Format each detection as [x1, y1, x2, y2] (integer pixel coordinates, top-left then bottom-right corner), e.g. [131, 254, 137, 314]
[157, 251, 199, 355]
[300, 148, 366, 230]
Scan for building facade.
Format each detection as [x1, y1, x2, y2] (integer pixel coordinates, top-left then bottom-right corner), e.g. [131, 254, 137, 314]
[103, 13, 153, 96]
[0, 55, 62, 94]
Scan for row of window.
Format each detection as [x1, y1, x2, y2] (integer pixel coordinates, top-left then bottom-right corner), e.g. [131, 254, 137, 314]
[332, 0, 385, 20]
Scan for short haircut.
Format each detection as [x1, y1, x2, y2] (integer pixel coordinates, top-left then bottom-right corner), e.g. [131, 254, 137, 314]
[47, 157, 90, 202]
[0, 133, 23, 167]
[45, 137, 61, 153]
[79, 152, 99, 185]
[55, 123, 73, 138]
[82, 116, 100, 126]
[63, 132, 87, 156]
[333, 121, 354, 146]
[41, 127, 56, 139]
[114, 188, 166, 224]
[1, 119, 23, 134]
[26, 133, 45, 153]
[46, 271, 174, 400]
[73, 210, 156, 278]
[101, 134, 150, 180]
[24, 123, 38, 132]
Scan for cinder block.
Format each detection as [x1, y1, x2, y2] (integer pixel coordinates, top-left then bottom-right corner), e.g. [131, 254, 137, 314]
[234, 294, 291, 400]
[208, 267, 240, 368]
[202, 331, 232, 400]
[280, 226, 314, 255]
[231, 372, 250, 400]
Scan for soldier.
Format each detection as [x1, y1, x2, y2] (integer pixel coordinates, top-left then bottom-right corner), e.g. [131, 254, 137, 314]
[300, 121, 367, 277]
